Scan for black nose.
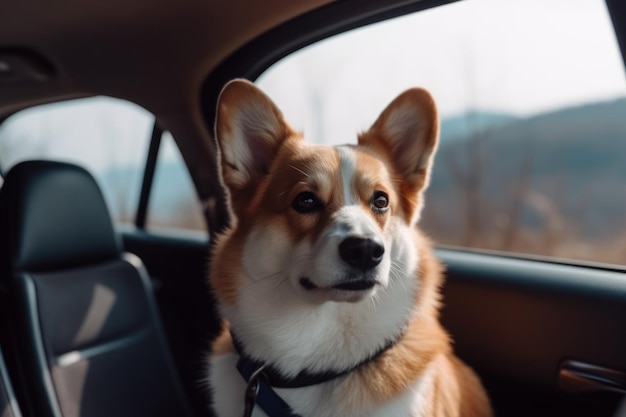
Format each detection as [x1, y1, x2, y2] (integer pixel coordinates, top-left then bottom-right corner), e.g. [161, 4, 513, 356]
[339, 237, 384, 270]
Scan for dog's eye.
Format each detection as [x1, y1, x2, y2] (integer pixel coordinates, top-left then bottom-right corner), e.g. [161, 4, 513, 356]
[292, 191, 324, 213]
[371, 191, 389, 212]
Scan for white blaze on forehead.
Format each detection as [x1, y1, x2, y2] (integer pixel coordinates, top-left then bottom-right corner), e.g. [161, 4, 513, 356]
[336, 146, 357, 205]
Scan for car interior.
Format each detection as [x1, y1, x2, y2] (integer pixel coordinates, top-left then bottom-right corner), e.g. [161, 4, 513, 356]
[1, 0, 625, 416]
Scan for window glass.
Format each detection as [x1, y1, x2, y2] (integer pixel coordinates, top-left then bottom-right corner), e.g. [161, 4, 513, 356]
[147, 132, 206, 232]
[257, 0, 626, 265]
[0, 97, 153, 224]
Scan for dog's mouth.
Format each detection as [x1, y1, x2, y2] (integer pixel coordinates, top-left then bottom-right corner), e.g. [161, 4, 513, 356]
[332, 280, 377, 291]
[299, 277, 377, 292]
[299, 277, 318, 290]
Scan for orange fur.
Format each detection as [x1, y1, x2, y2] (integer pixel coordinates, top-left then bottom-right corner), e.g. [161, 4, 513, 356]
[354, 150, 394, 230]
[210, 227, 245, 305]
[426, 354, 493, 417]
[212, 322, 235, 356]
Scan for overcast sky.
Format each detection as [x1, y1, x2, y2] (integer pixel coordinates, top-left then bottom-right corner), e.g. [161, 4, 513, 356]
[258, 0, 626, 145]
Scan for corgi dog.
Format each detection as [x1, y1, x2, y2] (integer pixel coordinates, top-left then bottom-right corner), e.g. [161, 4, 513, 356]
[208, 79, 492, 417]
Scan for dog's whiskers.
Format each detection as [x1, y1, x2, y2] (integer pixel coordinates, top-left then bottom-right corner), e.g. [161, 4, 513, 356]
[253, 270, 283, 282]
[370, 290, 382, 308]
[295, 253, 313, 262]
[389, 262, 409, 291]
[272, 277, 290, 298]
[389, 263, 403, 278]
[242, 270, 284, 291]
[288, 164, 311, 178]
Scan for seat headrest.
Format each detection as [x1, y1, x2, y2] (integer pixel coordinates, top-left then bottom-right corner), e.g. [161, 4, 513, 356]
[0, 161, 120, 271]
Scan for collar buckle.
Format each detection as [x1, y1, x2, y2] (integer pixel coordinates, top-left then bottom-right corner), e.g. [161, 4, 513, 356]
[242, 365, 266, 417]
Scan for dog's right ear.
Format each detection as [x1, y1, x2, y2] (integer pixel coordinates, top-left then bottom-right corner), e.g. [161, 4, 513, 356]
[215, 79, 295, 213]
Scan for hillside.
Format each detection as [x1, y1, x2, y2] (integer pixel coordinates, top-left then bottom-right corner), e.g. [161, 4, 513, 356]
[440, 110, 517, 142]
[422, 98, 626, 261]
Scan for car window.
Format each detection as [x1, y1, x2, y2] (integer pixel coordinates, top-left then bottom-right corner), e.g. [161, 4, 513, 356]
[0, 98, 207, 233]
[0, 97, 152, 224]
[257, 0, 626, 265]
[147, 131, 206, 232]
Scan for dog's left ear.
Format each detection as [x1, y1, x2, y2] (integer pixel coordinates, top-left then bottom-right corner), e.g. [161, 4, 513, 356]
[215, 79, 296, 216]
[359, 88, 439, 224]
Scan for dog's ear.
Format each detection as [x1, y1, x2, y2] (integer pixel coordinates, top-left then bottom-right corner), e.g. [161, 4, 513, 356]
[359, 88, 439, 224]
[215, 79, 295, 213]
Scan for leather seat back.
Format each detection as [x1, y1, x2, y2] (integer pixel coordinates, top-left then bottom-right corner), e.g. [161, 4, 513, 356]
[0, 161, 193, 417]
[0, 347, 22, 417]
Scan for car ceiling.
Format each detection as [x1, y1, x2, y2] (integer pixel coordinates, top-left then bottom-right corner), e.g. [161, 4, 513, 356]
[0, 0, 335, 114]
[0, 0, 336, 206]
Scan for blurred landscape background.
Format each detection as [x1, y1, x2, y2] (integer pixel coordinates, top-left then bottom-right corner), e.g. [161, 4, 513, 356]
[422, 98, 626, 264]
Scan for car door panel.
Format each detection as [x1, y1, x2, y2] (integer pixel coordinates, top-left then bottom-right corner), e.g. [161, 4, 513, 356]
[438, 249, 626, 416]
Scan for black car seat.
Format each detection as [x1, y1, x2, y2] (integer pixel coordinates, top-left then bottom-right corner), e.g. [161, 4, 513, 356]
[0, 160, 193, 417]
[0, 346, 22, 417]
